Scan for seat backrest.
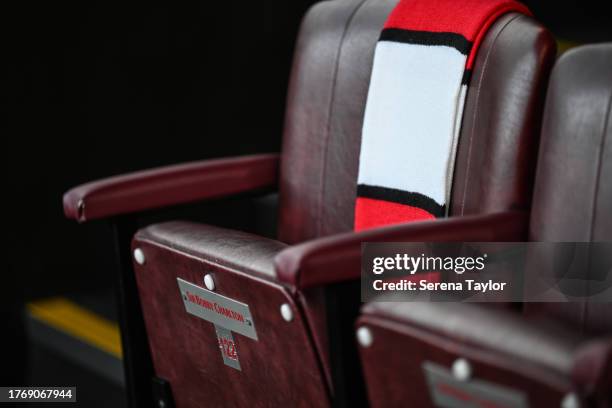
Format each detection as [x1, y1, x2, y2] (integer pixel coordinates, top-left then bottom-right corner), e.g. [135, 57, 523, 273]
[277, 0, 556, 244]
[525, 44, 612, 334]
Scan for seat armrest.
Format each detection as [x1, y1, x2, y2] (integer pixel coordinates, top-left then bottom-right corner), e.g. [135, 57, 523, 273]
[274, 211, 528, 290]
[63, 153, 279, 222]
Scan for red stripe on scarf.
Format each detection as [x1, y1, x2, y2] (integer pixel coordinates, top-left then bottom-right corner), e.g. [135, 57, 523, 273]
[354, 197, 436, 231]
[383, 0, 531, 68]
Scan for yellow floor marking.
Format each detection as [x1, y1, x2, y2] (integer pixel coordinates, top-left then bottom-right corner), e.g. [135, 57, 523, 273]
[557, 39, 581, 55]
[28, 297, 122, 359]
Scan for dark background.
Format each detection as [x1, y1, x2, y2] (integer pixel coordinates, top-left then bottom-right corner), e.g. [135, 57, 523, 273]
[2, 0, 316, 396]
[2, 0, 612, 404]
[3, 0, 612, 303]
[4, 1, 314, 299]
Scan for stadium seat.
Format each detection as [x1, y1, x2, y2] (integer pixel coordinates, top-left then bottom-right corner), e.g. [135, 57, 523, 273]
[63, 0, 555, 406]
[357, 43, 612, 408]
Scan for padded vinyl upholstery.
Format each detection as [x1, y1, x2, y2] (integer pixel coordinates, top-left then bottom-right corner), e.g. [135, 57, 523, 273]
[136, 221, 287, 279]
[525, 44, 612, 335]
[359, 301, 584, 407]
[530, 44, 612, 243]
[278, 0, 556, 244]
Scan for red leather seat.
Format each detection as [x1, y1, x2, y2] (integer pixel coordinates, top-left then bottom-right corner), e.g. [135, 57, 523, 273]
[63, 0, 555, 406]
[357, 43, 612, 408]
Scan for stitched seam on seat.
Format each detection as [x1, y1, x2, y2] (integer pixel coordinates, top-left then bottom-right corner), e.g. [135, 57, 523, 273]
[316, 0, 369, 236]
[138, 236, 281, 282]
[584, 85, 612, 331]
[588, 86, 612, 242]
[459, 14, 521, 215]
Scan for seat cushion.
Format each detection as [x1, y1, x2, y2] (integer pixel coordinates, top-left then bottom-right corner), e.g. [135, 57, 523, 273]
[132, 221, 330, 407]
[358, 301, 584, 407]
[136, 221, 287, 279]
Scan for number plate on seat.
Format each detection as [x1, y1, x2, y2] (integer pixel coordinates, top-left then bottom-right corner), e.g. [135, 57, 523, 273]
[423, 362, 528, 408]
[177, 278, 258, 340]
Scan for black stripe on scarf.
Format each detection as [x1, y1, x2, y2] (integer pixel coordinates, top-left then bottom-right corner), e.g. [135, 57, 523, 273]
[461, 69, 472, 85]
[379, 28, 472, 55]
[357, 184, 446, 217]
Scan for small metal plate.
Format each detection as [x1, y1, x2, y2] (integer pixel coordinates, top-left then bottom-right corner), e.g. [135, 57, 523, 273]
[177, 278, 258, 340]
[215, 325, 241, 370]
[423, 361, 528, 408]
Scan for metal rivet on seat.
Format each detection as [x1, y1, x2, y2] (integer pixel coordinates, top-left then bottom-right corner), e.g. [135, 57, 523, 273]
[280, 303, 293, 322]
[356, 326, 373, 348]
[452, 358, 472, 381]
[77, 199, 86, 221]
[203, 274, 215, 291]
[133, 248, 145, 265]
[158, 399, 166, 408]
[561, 393, 580, 408]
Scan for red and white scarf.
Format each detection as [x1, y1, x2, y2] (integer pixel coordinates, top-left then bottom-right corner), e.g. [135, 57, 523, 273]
[355, 0, 530, 231]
